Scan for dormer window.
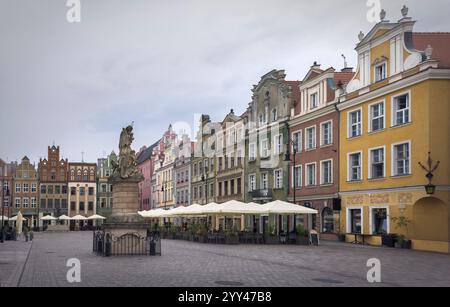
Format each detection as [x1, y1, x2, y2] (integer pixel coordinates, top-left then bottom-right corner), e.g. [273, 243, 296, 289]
[375, 62, 387, 82]
[310, 93, 318, 109]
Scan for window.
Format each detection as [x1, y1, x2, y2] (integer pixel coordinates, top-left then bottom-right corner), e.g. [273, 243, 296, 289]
[393, 142, 410, 176]
[249, 174, 256, 192]
[40, 199, 46, 209]
[54, 199, 60, 209]
[349, 208, 362, 234]
[392, 93, 410, 126]
[306, 126, 316, 150]
[79, 187, 85, 196]
[47, 185, 53, 194]
[193, 163, 197, 176]
[79, 201, 84, 211]
[89, 187, 94, 196]
[23, 183, 29, 193]
[260, 139, 269, 158]
[210, 183, 214, 197]
[321, 121, 332, 146]
[371, 207, 388, 235]
[348, 109, 362, 137]
[237, 178, 241, 194]
[322, 207, 334, 233]
[306, 163, 316, 186]
[47, 199, 53, 209]
[370, 102, 384, 132]
[261, 173, 268, 190]
[348, 152, 362, 181]
[198, 185, 203, 198]
[55, 185, 61, 194]
[274, 169, 283, 189]
[101, 184, 107, 193]
[31, 183, 37, 193]
[15, 198, 21, 208]
[293, 166, 302, 188]
[83, 169, 88, 181]
[272, 108, 278, 122]
[70, 201, 76, 211]
[292, 131, 302, 152]
[70, 187, 76, 196]
[88, 202, 94, 211]
[224, 181, 229, 196]
[193, 187, 198, 199]
[218, 182, 222, 197]
[370, 147, 385, 179]
[15, 183, 21, 193]
[374, 62, 386, 82]
[61, 199, 67, 209]
[321, 160, 332, 185]
[310, 93, 318, 109]
[249, 143, 256, 161]
[31, 197, 36, 208]
[274, 134, 283, 155]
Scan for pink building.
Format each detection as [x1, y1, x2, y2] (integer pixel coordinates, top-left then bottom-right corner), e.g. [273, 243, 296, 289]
[137, 140, 160, 211]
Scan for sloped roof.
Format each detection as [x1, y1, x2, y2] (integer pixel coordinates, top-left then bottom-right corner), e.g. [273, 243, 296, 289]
[412, 32, 450, 68]
[137, 139, 160, 164]
[334, 71, 355, 86]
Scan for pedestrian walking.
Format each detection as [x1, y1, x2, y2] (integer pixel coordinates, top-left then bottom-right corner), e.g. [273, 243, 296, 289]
[23, 225, 29, 242]
[29, 229, 34, 241]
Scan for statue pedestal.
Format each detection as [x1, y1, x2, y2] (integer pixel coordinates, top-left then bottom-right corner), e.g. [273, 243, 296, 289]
[94, 177, 160, 256]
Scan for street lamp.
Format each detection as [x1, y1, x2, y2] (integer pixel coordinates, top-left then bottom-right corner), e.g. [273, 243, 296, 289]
[419, 152, 440, 195]
[1, 185, 9, 243]
[201, 165, 208, 204]
[284, 137, 298, 234]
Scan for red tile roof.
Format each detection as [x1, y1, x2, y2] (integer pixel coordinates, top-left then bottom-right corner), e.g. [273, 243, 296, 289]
[334, 71, 355, 86]
[412, 32, 450, 68]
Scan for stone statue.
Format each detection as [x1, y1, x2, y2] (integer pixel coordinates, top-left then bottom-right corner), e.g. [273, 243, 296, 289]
[111, 124, 143, 181]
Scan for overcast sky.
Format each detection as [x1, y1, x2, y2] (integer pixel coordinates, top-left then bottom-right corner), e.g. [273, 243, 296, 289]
[1, 0, 449, 164]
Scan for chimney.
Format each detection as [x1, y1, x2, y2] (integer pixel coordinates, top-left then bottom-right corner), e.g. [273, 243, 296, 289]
[341, 67, 354, 73]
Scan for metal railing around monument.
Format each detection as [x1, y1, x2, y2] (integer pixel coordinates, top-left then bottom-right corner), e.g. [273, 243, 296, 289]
[93, 230, 161, 256]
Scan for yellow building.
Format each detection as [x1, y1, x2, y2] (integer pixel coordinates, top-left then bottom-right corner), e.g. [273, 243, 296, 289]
[337, 8, 450, 253]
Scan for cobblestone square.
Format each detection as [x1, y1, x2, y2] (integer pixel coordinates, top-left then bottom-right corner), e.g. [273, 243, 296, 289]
[1, 231, 450, 287]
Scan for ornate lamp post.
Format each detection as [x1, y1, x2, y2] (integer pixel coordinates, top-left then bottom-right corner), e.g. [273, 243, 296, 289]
[1, 185, 9, 243]
[419, 152, 440, 195]
[201, 165, 208, 204]
[284, 136, 298, 234]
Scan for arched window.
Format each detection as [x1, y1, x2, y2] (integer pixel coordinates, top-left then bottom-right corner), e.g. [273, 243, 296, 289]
[322, 207, 334, 233]
[70, 170, 75, 181]
[77, 170, 82, 181]
[83, 169, 88, 181]
[89, 169, 95, 181]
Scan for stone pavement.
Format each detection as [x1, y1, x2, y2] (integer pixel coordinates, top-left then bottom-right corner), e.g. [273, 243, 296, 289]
[2, 231, 450, 287]
[0, 236, 32, 287]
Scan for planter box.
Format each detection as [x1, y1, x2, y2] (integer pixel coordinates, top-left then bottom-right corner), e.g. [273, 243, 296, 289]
[381, 234, 396, 248]
[296, 236, 310, 245]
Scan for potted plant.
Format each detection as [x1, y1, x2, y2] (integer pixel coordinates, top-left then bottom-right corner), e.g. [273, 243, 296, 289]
[295, 225, 310, 245]
[265, 224, 279, 244]
[169, 224, 179, 240]
[391, 216, 412, 249]
[224, 227, 239, 244]
[196, 224, 209, 243]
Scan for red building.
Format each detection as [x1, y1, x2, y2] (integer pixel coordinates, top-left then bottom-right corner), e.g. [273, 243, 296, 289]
[136, 140, 160, 211]
[0, 159, 15, 217]
[288, 63, 353, 239]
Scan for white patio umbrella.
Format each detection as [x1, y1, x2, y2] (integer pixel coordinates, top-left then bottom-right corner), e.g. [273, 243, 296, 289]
[261, 200, 318, 214]
[164, 206, 186, 217]
[16, 211, 23, 235]
[71, 215, 88, 220]
[201, 202, 221, 214]
[87, 214, 106, 220]
[217, 200, 266, 215]
[0, 215, 9, 221]
[58, 215, 72, 220]
[40, 215, 57, 221]
[141, 208, 167, 218]
[175, 204, 205, 216]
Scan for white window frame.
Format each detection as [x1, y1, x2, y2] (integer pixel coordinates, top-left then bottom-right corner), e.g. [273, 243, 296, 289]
[320, 120, 333, 147]
[273, 134, 283, 155]
[271, 108, 278, 122]
[31, 183, 37, 193]
[260, 139, 269, 158]
[23, 197, 29, 208]
[347, 150, 363, 182]
[273, 169, 283, 189]
[249, 174, 256, 192]
[368, 146, 386, 179]
[292, 130, 302, 152]
[23, 183, 29, 193]
[305, 125, 316, 150]
[391, 90, 411, 127]
[346, 206, 364, 234]
[368, 100, 385, 133]
[15, 183, 21, 193]
[15, 197, 21, 208]
[31, 197, 37, 208]
[305, 162, 317, 186]
[249, 143, 256, 161]
[374, 62, 387, 82]
[391, 140, 412, 177]
[320, 159, 333, 185]
[260, 172, 268, 190]
[369, 206, 390, 235]
[310, 92, 318, 109]
[292, 165, 302, 188]
[347, 107, 363, 138]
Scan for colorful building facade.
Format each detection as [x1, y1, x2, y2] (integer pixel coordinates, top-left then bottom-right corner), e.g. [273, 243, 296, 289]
[12, 156, 39, 225]
[337, 10, 450, 253]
